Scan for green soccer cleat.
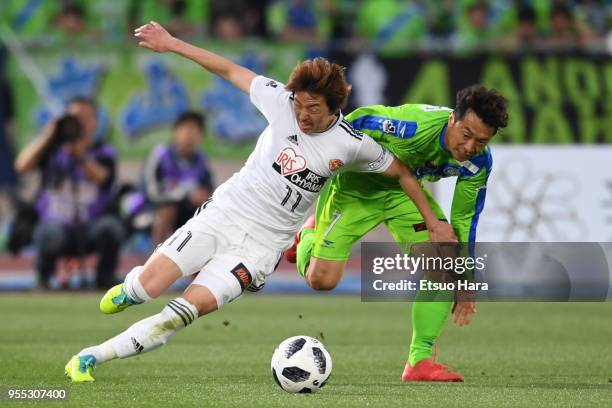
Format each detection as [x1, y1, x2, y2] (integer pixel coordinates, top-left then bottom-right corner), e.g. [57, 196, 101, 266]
[99, 283, 139, 314]
[64, 355, 96, 382]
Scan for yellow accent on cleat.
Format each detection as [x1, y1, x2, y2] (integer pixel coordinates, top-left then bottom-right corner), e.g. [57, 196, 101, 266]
[99, 284, 137, 314]
[64, 355, 96, 382]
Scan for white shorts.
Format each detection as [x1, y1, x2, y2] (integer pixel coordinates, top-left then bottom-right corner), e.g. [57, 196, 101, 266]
[157, 201, 283, 308]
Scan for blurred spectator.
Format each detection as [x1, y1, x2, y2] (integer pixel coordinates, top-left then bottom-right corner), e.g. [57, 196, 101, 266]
[129, 0, 209, 39]
[54, 3, 86, 36]
[2, 0, 609, 51]
[547, 3, 576, 48]
[425, 0, 455, 44]
[210, 0, 268, 39]
[514, 5, 544, 49]
[51, 2, 100, 42]
[530, 0, 554, 34]
[0, 48, 17, 246]
[212, 13, 245, 41]
[541, 2, 594, 50]
[323, 0, 356, 45]
[455, 1, 496, 51]
[2, 1, 130, 45]
[267, 0, 328, 42]
[574, 0, 609, 38]
[142, 112, 214, 245]
[356, 0, 426, 55]
[14, 97, 123, 290]
[268, 0, 318, 42]
[0, 1, 59, 44]
[88, 1, 131, 43]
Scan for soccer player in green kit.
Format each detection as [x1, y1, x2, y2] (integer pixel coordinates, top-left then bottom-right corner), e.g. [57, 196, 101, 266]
[286, 85, 509, 382]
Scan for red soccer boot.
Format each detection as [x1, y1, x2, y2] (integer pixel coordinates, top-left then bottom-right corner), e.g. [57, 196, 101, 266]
[401, 359, 464, 382]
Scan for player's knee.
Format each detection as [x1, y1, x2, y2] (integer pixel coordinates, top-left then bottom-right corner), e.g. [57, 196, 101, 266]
[138, 270, 164, 299]
[306, 260, 344, 290]
[309, 277, 337, 291]
[307, 268, 340, 291]
[137, 254, 184, 298]
[182, 284, 219, 316]
[191, 296, 218, 316]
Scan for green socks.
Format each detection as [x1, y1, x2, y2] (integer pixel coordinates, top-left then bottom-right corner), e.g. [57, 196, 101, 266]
[296, 228, 315, 278]
[297, 229, 452, 366]
[408, 287, 453, 366]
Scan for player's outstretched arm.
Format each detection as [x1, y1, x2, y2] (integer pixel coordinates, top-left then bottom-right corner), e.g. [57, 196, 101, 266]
[383, 157, 458, 243]
[134, 21, 257, 94]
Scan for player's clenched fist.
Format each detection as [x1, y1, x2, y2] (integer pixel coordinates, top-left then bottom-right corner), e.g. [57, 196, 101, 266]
[134, 21, 175, 53]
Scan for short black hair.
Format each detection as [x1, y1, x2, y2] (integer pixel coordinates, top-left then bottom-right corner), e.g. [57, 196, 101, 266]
[455, 85, 509, 134]
[174, 111, 205, 130]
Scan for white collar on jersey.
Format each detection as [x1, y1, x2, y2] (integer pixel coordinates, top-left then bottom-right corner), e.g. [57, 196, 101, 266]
[307, 112, 344, 136]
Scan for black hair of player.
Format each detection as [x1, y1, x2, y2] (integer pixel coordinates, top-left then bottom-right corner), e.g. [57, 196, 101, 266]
[454, 85, 509, 134]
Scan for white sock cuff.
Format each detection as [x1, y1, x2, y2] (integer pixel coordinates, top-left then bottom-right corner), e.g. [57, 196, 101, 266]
[164, 297, 199, 327]
[79, 342, 116, 365]
[124, 266, 152, 303]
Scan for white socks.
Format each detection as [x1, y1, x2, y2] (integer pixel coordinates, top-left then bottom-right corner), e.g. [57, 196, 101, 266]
[78, 298, 199, 364]
[124, 266, 153, 303]
[78, 342, 116, 364]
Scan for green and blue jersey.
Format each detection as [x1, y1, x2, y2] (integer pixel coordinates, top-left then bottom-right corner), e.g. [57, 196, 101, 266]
[341, 103, 492, 244]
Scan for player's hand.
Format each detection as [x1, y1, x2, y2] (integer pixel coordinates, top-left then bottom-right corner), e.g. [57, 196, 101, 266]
[134, 21, 175, 53]
[428, 220, 458, 243]
[452, 300, 476, 326]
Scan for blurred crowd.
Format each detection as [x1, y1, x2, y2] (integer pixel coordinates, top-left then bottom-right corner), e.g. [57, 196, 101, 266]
[0, 91, 214, 290]
[0, 0, 611, 53]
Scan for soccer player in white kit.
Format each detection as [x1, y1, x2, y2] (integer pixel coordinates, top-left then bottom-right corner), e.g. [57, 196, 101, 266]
[64, 22, 457, 382]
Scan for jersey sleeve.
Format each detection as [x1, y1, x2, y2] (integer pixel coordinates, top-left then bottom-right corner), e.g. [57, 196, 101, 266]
[345, 105, 377, 121]
[249, 75, 290, 123]
[450, 149, 492, 244]
[347, 133, 394, 173]
[345, 106, 386, 139]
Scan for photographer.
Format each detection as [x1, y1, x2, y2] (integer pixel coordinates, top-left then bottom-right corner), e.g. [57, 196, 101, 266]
[14, 97, 124, 290]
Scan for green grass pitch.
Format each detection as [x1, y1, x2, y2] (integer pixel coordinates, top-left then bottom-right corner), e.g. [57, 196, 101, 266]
[1, 293, 611, 407]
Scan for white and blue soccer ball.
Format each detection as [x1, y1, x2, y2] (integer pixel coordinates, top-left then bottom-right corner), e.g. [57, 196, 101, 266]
[271, 335, 332, 393]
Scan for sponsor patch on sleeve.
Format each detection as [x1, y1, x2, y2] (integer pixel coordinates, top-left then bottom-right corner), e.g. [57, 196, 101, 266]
[230, 263, 253, 292]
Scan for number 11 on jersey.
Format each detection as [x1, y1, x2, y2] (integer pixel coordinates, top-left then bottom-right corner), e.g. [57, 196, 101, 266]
[281, 185, 302, 212]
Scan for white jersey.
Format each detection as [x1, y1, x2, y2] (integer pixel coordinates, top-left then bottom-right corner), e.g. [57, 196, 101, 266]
[209, 75, 394, 250]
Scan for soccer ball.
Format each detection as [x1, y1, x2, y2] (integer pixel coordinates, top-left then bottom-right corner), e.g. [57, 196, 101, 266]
[271, 335, 332, 393]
